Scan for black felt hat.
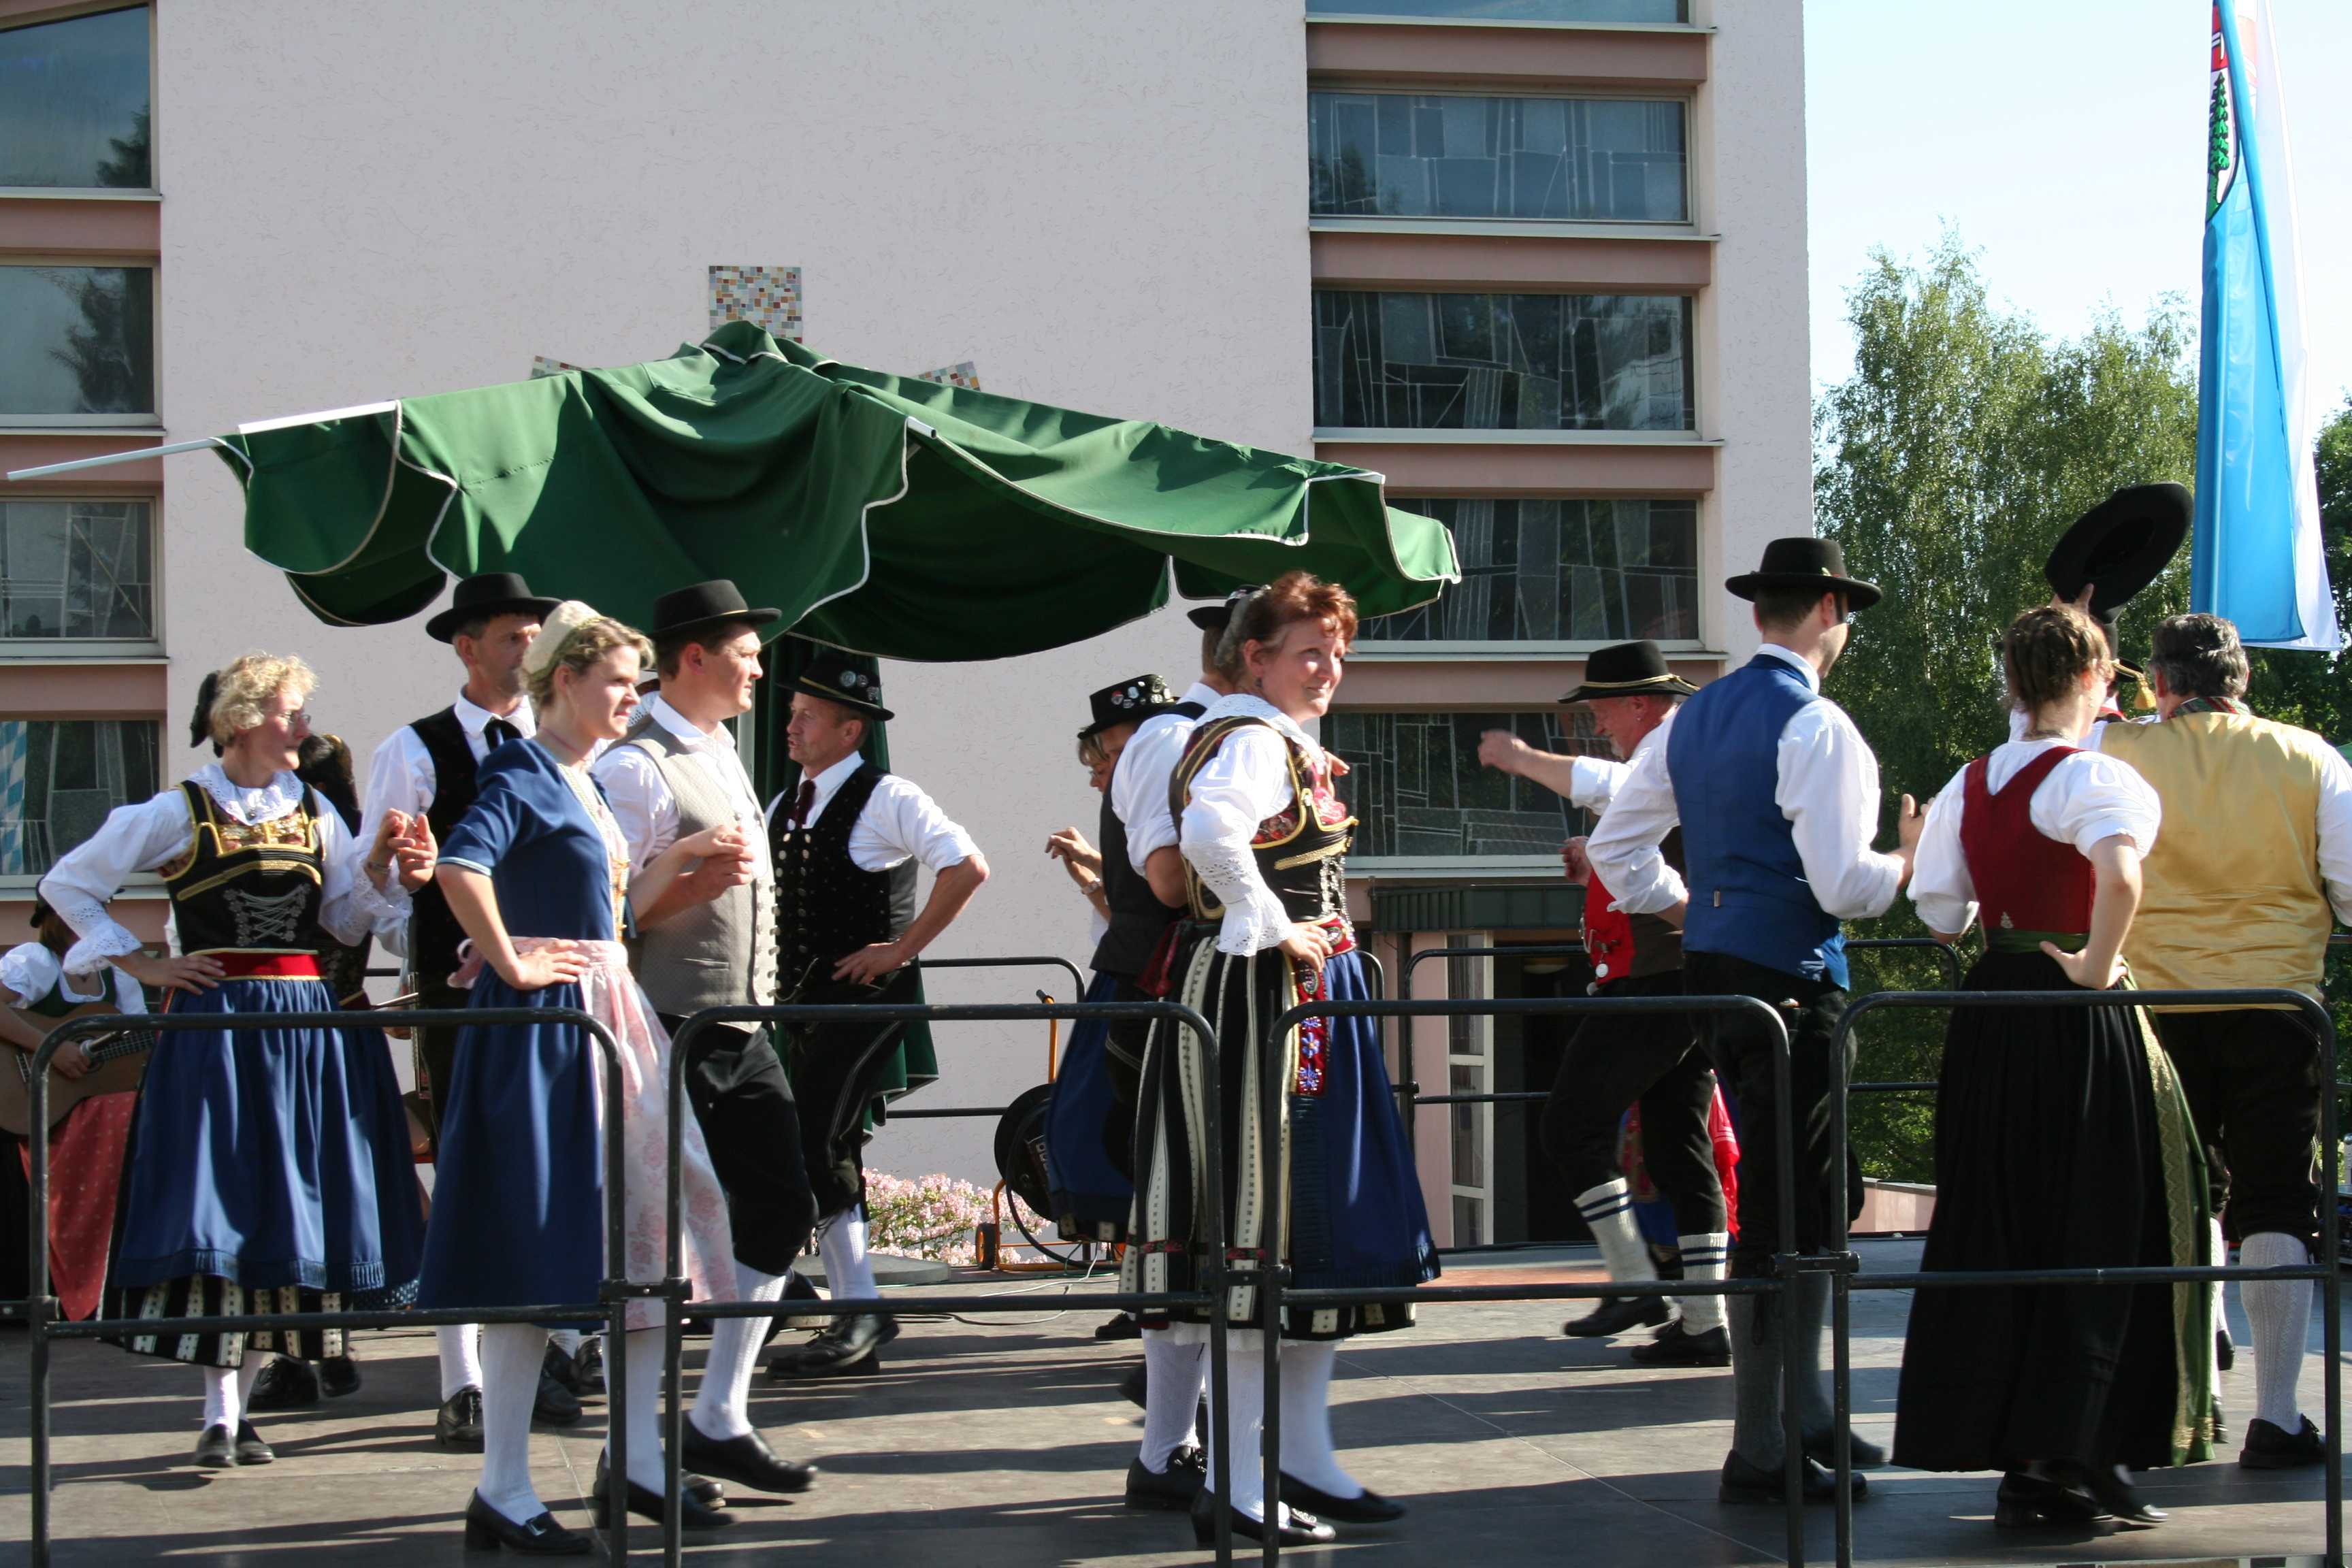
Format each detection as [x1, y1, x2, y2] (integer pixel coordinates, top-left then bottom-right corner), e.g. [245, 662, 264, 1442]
[791, 651, 893, 723]
[1725, 537, 1882, 611]
[1558, 640, 1698, 705]
[1080, 674, 1179, 739]
[2043, 483, 2192, 619]
[423, 572, 563, 643]
[1186, 586, 1264, 631]
[645, 579, 782, 641]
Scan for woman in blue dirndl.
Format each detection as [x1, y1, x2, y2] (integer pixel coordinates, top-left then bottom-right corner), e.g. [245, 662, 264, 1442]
[416, 603, 737, 1554]
[38, 654, 430, 1470]
[1123, 574, 1437, 1548]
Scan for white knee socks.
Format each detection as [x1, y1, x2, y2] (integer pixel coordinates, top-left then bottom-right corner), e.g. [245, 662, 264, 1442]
[2240, 1230, 2313, 1432]
[1203, 1341, 1273, 1523]
[200, 1357, 269, 1431]
[603, 1326, 666, 1492]
[438, 1322, 485, 1400]
[478, 1324, 551, 1524]
[2211, 1219, 2232, 1385]
[549, 1328, 583, 1358]
[1575, 1179, 1659, 1286]
[693, 1263, 788, 1442]
[1138, 1328, 1206, 1472]
[818, 1208, 877, 1301]
[1275, 1339, 1362, 1501]
[1677, 1232, 1730, 1334]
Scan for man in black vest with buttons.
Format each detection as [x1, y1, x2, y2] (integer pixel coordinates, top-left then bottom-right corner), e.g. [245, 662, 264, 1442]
[361, 571, 579, 1447]
[765, 653, 990, 1379]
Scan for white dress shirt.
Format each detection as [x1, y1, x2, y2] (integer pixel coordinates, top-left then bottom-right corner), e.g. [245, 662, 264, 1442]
[1178, 694, 1331, 956]
[39, 765, 403, 976]
[359, 691, 537, 851]
[1908, 739, 2162, 936]
[1563, 753, 1630, 816]
[762, 752, 980, 872]
[592, 693, 766, 875]
[1112, 679, 1220, 872]
[0, 942, 145, 1013]
[1586, 644, 1907, 921]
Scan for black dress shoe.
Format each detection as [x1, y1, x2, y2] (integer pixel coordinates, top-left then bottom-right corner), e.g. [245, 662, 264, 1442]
[2217, 1326, 2235, 1371]
[1095, 1311, 1142, 1341]
[593, 1450, 727, 1513]
[2080, 1463, 2165, 1528]
[233, 1420, 275, 1465]
[777, 1272, 827, 1332]
[541, 1341, 586, 1397]
[1994, 1471, 2104, 1528]
[533, 1365, 582, 1426]
[1563, 1295, 1673, 1338]
[1631, 1322, 1730, 1367]
[1279, 1472, 1407, 1523]
[319, 1352, 361, 1399]
[766, 1313, 898, 1379]
[681, 1422, 817, 1494]
[244, 1356, 320, 1411]
[437, 1386, 485, 1450]
[463, 1491, 591, 1555]
[1188, 1488, 1334, 1548]
[1118, 1361, 1148, 1409]
[574, 1337, 602, 1384]
[1124, 1445, 1206, 1510]
[1801, 1426, 1886, 1469]
[591, 1467, 733, 1531]
[193, 1423, 238, 1469]
[2241, 1414, 2326, 1469]
[1717, 1450, 1866, 1505]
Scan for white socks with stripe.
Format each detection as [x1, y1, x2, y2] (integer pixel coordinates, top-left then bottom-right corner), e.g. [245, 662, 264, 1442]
[2240, 1230, 2312, 1432]
[1139, 1328, 1205, 1473]
[693, 1263, 788, 1441]
[1677, 1232, 1730, 1334]
[818, 1208, 878, 1302]
[438, 1322, 485, 1400]
[1575, 1179, 1658, 1286]
[478, 1323, 551, 1524]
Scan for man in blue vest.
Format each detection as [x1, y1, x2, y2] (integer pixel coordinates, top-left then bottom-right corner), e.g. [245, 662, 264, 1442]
[1589, 537, 1924, 1505]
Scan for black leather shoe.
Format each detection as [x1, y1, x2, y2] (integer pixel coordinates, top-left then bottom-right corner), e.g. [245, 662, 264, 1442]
[2217, 1326, 2235, 1371]
[574, 1337, 602, 1384]
[1188, 1488, 1334, 1548]
[193, 1423, 238, 1468]
[1095, 1311, 1142, 1341]
[1631, 1322, 1731, 1367]
[233, 1420, 275, 1465]
[2242, 1414, 2327, 1469]
[766, 1313, 898, 1379]
[1563, 1295, 1673, 1338]
[2210, 1397, 2229, 1446]
[1994, 1470, 2104, 1528]
[1802, 1426, 1886, 1469]
[2080, 1463, 2164, 1527]
[1124, 1446, 1205, 1510]
[1119, 1361, 1148, 1409]
[542, 1341, 586, 1397]
[681, 1422, 817, 1494]
[1718, 1450, 1866, 1505]
[437, 1386, 486, 1450]
[1279, 1472, 1407, 1523]
[533, 1365, 582, 1426]
[463, 1491, 591, 1555]
[320, 1352, 361, 1399]
[244, 1356, 320, 1411]
[591, 1466, 732, 1531]
[777, 1272, 827, 1332]
[593, 1450, 726, 1514]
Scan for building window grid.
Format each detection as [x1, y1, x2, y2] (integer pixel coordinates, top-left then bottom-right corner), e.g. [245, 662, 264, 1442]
[1445, 940, 1492, 1247]
[0, 5, 153, 192]
[1, 497, 156, 644]
[1367, 496, 1698, 645]
[1307, 0, 1688, 20]
[0, 263, 159, 423]
[0, 717, 160, 883]
[1331, 707, 1610, 860]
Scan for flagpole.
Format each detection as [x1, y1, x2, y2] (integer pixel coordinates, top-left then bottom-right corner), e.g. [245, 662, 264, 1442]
[5, 438, 248, 481]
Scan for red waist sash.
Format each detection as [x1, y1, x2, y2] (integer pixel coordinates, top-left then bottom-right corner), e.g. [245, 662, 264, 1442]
[208, 952, 322, 979]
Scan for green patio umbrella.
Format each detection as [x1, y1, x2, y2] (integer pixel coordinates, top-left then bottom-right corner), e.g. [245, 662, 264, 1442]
[223, 320, 1458, 654]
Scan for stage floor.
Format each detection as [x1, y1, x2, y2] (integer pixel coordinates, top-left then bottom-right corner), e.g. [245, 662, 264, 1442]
[0, 1237, 2338, 1566]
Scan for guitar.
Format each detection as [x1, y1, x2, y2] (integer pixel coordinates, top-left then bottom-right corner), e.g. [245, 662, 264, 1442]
[0, 1002, 158, 1139]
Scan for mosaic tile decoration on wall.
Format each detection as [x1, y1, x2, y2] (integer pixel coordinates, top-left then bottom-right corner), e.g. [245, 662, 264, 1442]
[917, 361, 982, 391]
[530, 356, 587, 379]
[709, 264, 803, 342]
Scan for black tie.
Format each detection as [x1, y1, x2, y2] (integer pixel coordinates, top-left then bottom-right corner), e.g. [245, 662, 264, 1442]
[789, 779, 817, 828]
[484, 717, 520, 751]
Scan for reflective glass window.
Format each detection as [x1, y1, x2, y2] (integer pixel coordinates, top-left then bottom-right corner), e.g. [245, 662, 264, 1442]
[0, 7, 151, 189]
[1362, 497, 1698, 643]
[1, 500, 155, 640]
[0, 266, 156, 416]
[1310, 92, 1686, 221]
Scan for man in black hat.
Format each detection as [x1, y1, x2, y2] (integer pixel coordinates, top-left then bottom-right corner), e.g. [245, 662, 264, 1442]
[764, 653, 989, 1379]
[1480, 640, 1731, 1367]
[591, 581, 817, 1494]
[360, 570, 577, 1448]
[1589, 538, 1925, 1505]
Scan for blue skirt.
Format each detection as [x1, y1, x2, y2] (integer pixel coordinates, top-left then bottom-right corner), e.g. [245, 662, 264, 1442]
[1045, 973, 1133, 1240]
[109, 975, 423, 1297]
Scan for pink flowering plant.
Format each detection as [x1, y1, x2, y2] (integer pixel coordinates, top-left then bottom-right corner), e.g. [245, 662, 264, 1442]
[863, 1172, 994, 1265]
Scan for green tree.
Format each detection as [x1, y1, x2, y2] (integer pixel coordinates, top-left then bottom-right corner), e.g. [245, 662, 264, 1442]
[2243, 392, 2352, 736]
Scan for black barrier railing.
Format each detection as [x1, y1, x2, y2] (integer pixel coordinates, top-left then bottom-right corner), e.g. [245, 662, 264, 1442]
[1256, 993, 1808, 1567]
[1825, 987, 2345, 1568]
[913, 951, 1087, 998]
[20, 1006, 641, 1568]
[661, 997, 1231, 1567]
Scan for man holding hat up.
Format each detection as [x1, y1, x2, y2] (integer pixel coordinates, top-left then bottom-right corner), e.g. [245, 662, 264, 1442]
[361, 571, 580, 1448]
[1589, 538, 1923, 1504]
[593, 580, 819, 1494]
[764, 653, 989, 1379]
[1481, 639, 1732, 1368]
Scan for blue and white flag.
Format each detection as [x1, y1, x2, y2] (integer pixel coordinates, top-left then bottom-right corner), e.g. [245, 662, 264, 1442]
[2193, 0, 2338, 650]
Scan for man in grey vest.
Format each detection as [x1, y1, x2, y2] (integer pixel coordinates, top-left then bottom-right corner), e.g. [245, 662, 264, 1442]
[595, 580, 819, 1499]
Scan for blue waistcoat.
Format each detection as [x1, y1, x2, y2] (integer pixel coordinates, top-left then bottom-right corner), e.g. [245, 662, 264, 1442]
[1667, 653, 1848, 987]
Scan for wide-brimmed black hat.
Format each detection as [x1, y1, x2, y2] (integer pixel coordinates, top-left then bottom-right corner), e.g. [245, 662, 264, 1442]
[1186, 585, 1264, 631]
[646, 578, 782, 641]
[1558, 640, 1698, 705]
[424, 572, 562, 643]
[1725, 537, 1882, 611]
[791, 651, 893, 723]
[2043, 483, 2191, 619]
[1080, 674, 1179, 739]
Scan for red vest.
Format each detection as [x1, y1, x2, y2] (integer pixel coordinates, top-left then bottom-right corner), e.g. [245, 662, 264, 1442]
[1957, 747, 2094, 934]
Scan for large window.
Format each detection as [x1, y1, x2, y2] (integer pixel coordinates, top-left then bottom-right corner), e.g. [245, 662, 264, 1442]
[0, 719, 159, 879]
[1310, 93, 1686, 223]
[1308, 0, 1686, 20]
[1314, 291, 1691, 431]
[2, 500, 154, 642]
[1362, 497, 1697, 644]
[0, 7, 151, 189]
[0, 266, 156, 419]
[1328, 708, 1607, 858]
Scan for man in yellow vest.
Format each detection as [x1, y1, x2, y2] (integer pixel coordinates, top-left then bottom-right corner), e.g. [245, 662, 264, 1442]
[2093, 613, 2352, 1470]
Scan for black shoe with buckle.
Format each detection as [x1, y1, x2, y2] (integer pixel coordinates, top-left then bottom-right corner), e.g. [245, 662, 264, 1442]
[244, 1356, 320, 1411]
[1631, 1322, 1731, 1367]
[590, 1452, 732, 1531]
[681, 1421, 817, 1494]
[533, 1364, 581, 1426]
[1188, 1488, 1334, 1548]
[1124, 1445, 1207, 1510]
[1279, 1472, 1407, 1524]
[436, 1385, 485, 1450]
[319, 1352, 361, 1399]
[463, 1490, 591, 1555]
[1563, 1295, 1673, 1339]
[1993, 1470, 2104, 1528]
[1801, 1426, 1886, 1469]
[2242, 1414, 2327, 1469]
[766, 1313, 898, 1379]
[193, 1423, 238, 1469]
[1718, 1450, 1866, 1505]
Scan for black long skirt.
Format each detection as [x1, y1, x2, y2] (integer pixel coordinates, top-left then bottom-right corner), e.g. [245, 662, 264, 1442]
[1891, 948, 2214, 1473]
